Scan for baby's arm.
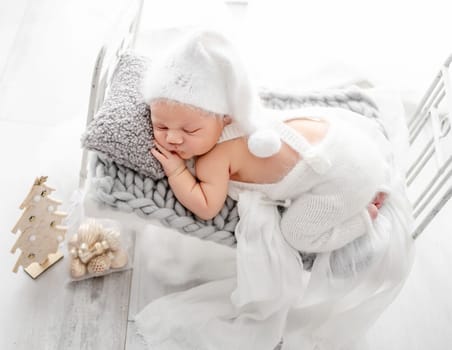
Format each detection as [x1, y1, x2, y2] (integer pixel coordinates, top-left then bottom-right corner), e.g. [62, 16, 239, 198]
[152, 143, 230, 220]
[280, 192, 378, 253]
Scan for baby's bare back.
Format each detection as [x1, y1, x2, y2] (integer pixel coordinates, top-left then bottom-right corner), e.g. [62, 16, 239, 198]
[226, 118, 329, 184]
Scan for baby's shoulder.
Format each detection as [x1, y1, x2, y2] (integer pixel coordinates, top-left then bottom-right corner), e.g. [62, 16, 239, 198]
[196, 138, 247, 171]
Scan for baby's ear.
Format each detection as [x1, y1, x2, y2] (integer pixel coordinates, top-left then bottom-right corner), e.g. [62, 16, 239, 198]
[223, 115, 232, 126]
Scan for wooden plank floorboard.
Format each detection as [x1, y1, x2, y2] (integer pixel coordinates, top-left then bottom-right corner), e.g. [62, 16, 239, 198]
[57, 269, 133, 350]
[49, 230, 136, 350]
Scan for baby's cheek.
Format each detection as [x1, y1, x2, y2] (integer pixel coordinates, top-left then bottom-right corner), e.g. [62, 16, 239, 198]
[187, 141, 204, 156]
[185, 140, 197, 153]
[153, 131, 165, 144]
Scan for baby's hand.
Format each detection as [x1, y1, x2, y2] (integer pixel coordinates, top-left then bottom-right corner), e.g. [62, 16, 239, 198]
[151, 141, 186, 177]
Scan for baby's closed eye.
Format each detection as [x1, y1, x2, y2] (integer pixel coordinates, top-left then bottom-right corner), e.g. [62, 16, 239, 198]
[184, 128, 201, 134]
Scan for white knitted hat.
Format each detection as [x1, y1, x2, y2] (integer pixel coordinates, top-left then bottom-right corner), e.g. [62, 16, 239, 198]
[142, 29, 281, 158]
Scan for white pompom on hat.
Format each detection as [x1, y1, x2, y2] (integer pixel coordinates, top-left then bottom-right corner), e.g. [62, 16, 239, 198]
[142, 29, 281, 158]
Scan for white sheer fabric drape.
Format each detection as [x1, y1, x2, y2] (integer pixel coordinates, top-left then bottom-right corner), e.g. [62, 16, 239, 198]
[135, 166, 414, 349]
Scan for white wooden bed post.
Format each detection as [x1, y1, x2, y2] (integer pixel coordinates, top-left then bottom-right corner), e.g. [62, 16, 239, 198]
[406, 54, 452, 239]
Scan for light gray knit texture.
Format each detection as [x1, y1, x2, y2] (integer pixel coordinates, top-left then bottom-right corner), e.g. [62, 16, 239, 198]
[81, 53, 165, 180]
[90, 153, 239, 246]
[87, 84, 381, 269]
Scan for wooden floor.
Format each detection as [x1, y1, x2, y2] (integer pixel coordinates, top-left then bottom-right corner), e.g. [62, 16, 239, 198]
[1, 1, 452, 349]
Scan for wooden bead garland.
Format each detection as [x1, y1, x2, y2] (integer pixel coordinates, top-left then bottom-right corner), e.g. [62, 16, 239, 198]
[68, 220, 128, 278]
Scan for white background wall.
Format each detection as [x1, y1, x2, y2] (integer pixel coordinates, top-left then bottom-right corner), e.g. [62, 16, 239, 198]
[139, 0, 452, 103]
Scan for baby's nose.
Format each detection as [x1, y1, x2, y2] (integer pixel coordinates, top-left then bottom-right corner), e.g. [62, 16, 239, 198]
[166, 130, 183, 144]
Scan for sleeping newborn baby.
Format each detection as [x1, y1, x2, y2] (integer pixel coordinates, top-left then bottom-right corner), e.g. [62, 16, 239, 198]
[134, 29, 414, 350]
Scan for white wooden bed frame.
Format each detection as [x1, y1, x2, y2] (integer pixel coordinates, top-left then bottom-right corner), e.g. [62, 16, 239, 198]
[72, 0, 452, 348]
[405, 56, 452, 239]
[79, 7, 452, 243]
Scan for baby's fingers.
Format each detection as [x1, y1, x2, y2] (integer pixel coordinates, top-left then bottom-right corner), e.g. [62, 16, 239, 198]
[151, 147, 166, 162]
[153, 141, 170, 158]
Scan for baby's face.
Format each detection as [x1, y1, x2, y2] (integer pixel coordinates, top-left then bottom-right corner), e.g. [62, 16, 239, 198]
[150, 101, 227, 159]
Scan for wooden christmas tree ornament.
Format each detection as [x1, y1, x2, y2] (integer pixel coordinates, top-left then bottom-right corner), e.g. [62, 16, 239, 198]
[11, 176, 67, 279]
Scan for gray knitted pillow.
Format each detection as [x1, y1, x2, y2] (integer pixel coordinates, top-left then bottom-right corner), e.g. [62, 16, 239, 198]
[81, 52, 165, 180]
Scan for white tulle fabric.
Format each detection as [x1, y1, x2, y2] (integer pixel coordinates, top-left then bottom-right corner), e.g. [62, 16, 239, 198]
[134, 110, 414, 350]
[135, 190, 309, 349]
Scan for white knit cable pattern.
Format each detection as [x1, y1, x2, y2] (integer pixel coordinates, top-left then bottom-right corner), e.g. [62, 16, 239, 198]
[89, 88, 381, 269]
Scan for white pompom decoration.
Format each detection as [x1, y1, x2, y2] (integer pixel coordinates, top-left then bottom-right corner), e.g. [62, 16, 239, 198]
[247, 129, 282, 158]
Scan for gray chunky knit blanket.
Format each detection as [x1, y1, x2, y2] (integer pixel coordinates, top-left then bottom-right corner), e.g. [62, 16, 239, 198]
[88, 88, 380, 265]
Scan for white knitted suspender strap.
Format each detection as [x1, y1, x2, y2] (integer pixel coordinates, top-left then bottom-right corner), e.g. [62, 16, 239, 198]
[274, 121, 332, 175]
[273, 121, 311, 156]
[218, 123, 246, 144]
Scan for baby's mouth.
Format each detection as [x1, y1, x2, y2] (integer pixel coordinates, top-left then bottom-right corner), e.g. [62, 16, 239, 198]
[171, 149, 184, 157]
